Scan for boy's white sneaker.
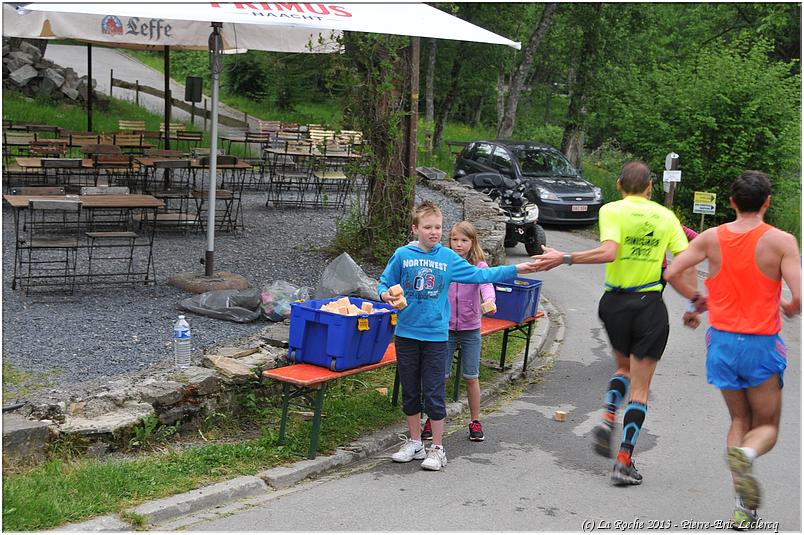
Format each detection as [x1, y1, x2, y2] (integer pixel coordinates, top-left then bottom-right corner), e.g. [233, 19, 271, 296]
[392, 439, 426, 462]
[421, 445, 447, 471]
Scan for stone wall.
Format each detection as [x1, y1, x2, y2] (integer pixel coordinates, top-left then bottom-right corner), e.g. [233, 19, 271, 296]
[417, 175, 509, 266]
[4, 322, 291, 460]
[2, 38, 108, 109]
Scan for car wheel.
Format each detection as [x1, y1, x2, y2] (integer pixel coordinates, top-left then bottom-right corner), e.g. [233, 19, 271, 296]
[525, 225, 547, 256]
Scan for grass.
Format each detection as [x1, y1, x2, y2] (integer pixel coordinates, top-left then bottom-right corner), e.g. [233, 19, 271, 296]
[2, 334, 527, 531]
[123, 49, 343, 128]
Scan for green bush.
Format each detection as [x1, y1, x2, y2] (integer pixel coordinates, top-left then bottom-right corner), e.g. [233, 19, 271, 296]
[595, 38, 800, 232]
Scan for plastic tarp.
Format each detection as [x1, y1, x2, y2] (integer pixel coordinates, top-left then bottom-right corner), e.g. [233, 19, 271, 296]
[314, 252, 380, 302]
[179, 289, 262, 323]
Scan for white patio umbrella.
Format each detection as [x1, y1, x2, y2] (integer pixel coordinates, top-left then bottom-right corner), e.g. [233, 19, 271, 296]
[7, 3, 521, 276]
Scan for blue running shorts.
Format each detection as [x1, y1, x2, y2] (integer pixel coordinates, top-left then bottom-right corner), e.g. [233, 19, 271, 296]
[705, 327, 787, 390]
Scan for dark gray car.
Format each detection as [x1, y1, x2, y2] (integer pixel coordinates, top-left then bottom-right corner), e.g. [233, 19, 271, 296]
[454, 140, 602, 224]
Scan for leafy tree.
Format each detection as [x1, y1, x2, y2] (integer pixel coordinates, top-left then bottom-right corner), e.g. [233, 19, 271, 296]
[598, 37, 800, 225]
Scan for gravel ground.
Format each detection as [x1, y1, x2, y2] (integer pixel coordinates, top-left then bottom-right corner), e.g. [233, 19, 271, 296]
[2, 182, 461, 391]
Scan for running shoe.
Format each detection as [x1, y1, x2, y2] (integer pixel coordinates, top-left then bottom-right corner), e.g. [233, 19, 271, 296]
[469, 420, 485, 442]
[730, 504, 758, 530]
[591, 422, 613, 458]
[421, 445, 447, 471]
[727, 447, 761, 510]
[611, 460, 643, 486]
[391, 438, 426, 462]
[421, 418, 433, 441]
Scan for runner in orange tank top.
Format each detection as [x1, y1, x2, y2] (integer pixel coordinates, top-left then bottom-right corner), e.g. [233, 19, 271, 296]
[665, 170, 800, 529]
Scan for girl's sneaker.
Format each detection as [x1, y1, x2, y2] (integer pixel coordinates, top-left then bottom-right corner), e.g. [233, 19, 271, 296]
[421, 445, 447, 471]
[391, 438, 426, 462]
[469, 420, 485, 441]
[421, 418, 433, 440]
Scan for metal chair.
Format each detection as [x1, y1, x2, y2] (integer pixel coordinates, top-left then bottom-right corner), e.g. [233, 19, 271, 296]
[67, 133, 101, 157]
[193, 156, 244, 233]
[18, 199, 83, 295]
[80, 186, 140, 284]
[41, 158, 97, 190]
[176, 130, 203, 154]
[139, 159, 195, 233]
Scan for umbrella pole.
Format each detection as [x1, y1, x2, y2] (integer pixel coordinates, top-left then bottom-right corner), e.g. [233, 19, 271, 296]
[205, 22, 222, 276]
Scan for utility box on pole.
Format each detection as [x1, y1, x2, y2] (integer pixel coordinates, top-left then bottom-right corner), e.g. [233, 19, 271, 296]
[663, 152, 680, 208]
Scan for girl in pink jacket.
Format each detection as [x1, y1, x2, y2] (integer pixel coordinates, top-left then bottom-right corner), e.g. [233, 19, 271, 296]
[436, 221, 497, 441]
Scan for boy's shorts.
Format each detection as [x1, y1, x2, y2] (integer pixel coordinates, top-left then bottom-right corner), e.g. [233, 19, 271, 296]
[705, 327, 787, 390]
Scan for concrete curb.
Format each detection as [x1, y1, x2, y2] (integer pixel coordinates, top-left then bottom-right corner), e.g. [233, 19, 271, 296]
[49, 515, 130, 532]
[55, 298, 561, 531]
[128, 476, 268, 526]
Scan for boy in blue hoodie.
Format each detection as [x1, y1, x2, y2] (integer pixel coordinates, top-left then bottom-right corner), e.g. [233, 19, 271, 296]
[378, 200, 540, 471]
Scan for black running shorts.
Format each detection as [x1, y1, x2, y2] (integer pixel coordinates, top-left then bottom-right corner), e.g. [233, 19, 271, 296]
[597, 291, 669, 360]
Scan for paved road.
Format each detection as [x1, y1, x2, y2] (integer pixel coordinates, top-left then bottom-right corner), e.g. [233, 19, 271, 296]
[44, 44, 253, 133]
[168, 228, 801, 531]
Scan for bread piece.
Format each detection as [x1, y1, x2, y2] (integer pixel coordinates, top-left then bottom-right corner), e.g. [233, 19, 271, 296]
[481, 301, 497, 314]
[361, 302, 374, 314]
[388, 284, 403, 297]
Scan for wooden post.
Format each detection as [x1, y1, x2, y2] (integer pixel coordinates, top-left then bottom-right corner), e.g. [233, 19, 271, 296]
[191, 101, 196, 127]
[109, 68, 113, 98]
[203, 98, 208, 131]
[86, 44, 93, 131]
[135, 80, 139, 106]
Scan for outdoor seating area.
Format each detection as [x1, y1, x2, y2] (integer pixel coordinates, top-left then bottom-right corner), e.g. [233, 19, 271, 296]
[2, 119, 368, 295]
[4, 189, 162, 294]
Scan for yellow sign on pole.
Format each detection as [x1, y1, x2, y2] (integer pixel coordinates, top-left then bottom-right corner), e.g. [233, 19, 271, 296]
[693, 191, 716, 215]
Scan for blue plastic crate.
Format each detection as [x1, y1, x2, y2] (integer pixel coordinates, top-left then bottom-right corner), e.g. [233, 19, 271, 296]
[488, 278, 543, 323]
[288, 297, 396, 371]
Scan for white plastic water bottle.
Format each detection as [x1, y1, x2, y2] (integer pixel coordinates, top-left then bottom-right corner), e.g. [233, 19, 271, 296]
[173, 315, 192, 369]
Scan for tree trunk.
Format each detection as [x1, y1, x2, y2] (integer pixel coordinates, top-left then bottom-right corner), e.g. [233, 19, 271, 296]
[472, 96, 484, 128]
[560, 4, 602, 171]
[497, 3, 558, 139]
[433, 57, 462, 150]
[495, 72, 506, 134]
[561, 123, 584, 170]
[342, 34, 416, 261]
[424, 39, 436, 157]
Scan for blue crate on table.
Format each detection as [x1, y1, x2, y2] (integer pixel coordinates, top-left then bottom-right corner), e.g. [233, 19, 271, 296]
[288, 297, 396, 371]
[488, 278, 543, 323]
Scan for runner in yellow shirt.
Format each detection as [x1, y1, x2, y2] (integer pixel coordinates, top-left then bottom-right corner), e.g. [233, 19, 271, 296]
[532, 160, 700, 485]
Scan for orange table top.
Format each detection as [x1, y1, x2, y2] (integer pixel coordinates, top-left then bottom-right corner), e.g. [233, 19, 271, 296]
[480, 312, 544, 336]
[263, 345, 397, 387]
[261, 311, 545, 387]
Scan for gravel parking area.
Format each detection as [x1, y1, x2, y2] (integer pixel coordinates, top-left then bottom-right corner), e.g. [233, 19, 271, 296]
[2, 183, 460, 391]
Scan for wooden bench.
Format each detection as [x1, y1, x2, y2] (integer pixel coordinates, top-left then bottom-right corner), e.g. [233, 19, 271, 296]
[449, 312, 544, 402]
[262, 312, 544, 459]
[262, 345, 400, 460]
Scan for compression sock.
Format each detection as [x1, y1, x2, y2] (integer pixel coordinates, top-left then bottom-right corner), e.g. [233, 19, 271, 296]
[602, 374, 630, 427]
[617, 401, 647, 465]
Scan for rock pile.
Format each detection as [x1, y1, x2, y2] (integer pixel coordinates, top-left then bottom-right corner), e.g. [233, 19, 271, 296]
[2, 38, 109, 109]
